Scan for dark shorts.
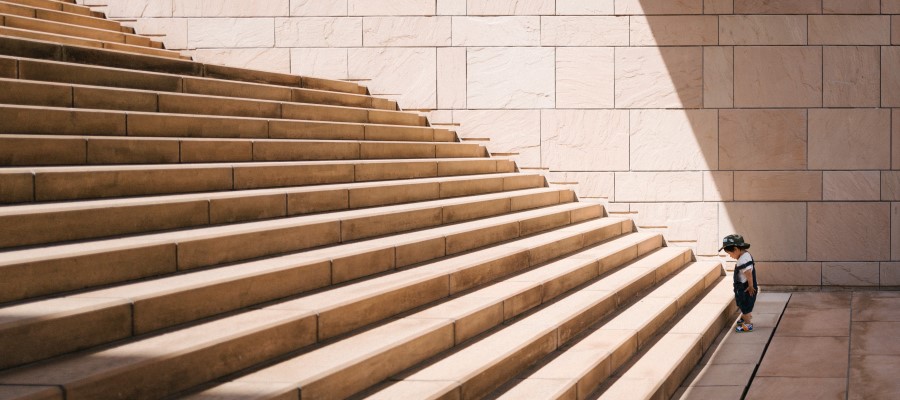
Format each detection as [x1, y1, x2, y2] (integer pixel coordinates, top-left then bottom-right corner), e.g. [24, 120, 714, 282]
[734, 282, 756, 314]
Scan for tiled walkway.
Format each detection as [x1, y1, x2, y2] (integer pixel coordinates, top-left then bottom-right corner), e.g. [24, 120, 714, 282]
[676, 291, 900, 399]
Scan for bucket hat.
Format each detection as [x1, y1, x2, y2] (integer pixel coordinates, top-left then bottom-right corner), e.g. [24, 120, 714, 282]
[718, 234, 750, 251]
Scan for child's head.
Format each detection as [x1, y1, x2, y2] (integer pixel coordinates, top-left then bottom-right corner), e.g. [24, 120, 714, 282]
[719, 234, 750, 260]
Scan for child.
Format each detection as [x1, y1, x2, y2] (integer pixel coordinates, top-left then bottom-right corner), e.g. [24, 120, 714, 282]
[719, 234, 757, 332]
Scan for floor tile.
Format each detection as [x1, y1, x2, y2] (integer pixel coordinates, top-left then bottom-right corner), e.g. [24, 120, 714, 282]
[746, 377, 846, 400]
[755, 336, 849, 378]
[787, 292, 851, 309]
[775, 308, 850, 337]
[851, 292, 900, 322]
[849, 354, 900, 400]
[850, 321, 900, 355]
[673, 385, 746, 400]
[683, 362, 756, 387]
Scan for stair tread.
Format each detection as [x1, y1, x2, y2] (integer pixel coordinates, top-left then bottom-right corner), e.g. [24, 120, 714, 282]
[3, 0, 94, 16]
[1, 13, 152, 46]
[0, 1, 126, 32]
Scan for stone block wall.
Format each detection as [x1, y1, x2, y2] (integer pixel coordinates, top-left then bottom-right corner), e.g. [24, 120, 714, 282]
[85, 0, 900, 287]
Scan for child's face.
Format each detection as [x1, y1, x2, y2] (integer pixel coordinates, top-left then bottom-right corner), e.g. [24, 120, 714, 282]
[724, 247, 740, 259]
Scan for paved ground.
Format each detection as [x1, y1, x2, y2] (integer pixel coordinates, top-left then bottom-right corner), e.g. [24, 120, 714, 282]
[675, 291, 900, 399]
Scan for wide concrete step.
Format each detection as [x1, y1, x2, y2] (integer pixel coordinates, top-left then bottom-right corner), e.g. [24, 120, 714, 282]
[362, 248, 710, 400]
[0, 172, 531, 248]
[0, 13, 155, 47]
[0, 106, 451, 147]
[0, 1, 125, 32]
[0, 134, 479, 167]
[3, 0, 94, 17]
[0, 189, 586, 303]
[0, 27, 182, 58]
[0, 78, 424, 125]
[0, 55, 396, 109]
[0, 157, 500, 204]
[595, 278, 736, 400]
[0, 35, 368, 95]
[188, 235, 677, 400]
[497, 261, 725, 400]
[0, 215, 624, 399]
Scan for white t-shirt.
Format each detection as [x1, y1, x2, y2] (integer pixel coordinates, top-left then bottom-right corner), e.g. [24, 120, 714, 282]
[736, 252, 753, 283]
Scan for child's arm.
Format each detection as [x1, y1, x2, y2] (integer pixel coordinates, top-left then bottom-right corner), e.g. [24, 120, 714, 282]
[744, 270, 756, 296]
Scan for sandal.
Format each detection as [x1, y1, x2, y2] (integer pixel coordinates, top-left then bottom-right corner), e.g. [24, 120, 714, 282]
[736, 318, 744, 326]
[735, 323, 753, 332]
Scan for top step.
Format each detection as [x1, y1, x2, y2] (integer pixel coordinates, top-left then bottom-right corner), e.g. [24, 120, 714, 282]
[3, 0, 94, 17]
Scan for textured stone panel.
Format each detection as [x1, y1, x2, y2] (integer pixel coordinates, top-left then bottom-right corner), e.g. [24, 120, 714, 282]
[719, 109, 807, 170]
[719, 202, 807, 261]
[704, 46, 733, 108]
[437, 47, 466, 109]
[349, 48, 436, 109]
[556, 47, 613, 108]
[129, 18, 188, 49]
[188, 18, 275, 48]
[541, 16, 628, 46]
[438, 0, 466, 15]
[704, 171, 733, 202]
[734, 0, 822, 14]
[823, 263, 880, 286]
[719, 15, 806, 45]
[734, 172, 823, 201]
[894, 203, 900, 261]
[547, 172, 614, 199]
[823, 0, 879, 13]
[107, 0, 173, 17]
[290, 0, 348, 16]
[809, 15, 890, 45]
[884, 47, 900, 107]
[451, 17, 540, 46]
[467, 47, 554, 109]
[363, 17, 451, 46]
[630, 202, 717, 248]
[705, 0, 733, 14]
[466, 0, 554, 15]
[192, 48, 290, 74]
[823, 171, 881, 201]
[615, 172, 702, 202]
[823, 46, 880, 108]
[541, 110, 629, 171]
[348, 0, 435, 16]
[887, 0, 900, 13]
[616, 47, 702, 108]
[895, 110, 900, 169]
[756, 262, 822, 286]
[630, 16, 717, 46]
[734, 46, 822, 108]
[808, 202, 890, 261]
[454, 110, 540, 167]
[883, 262, 900, 286]
[290, 48, 347, 79]
[174, 0, 289, 16]
[894, 16, 899, 45]
[615, 0, 702, 14]
[808, 109, 890, 170]
[557, 0, 614, 14]
[884, 172, 900, 201]
[630, 109, 717, 171]
[274, 17, 362, 47]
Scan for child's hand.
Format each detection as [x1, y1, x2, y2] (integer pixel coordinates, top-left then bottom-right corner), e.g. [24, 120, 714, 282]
[746, 286, 756, 296]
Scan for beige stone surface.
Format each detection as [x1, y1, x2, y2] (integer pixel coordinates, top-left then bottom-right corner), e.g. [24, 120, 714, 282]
[809, 15, 890, 45]
[454, 110, 540, 167]
[556, 47, 614, 108]
[556, 0, 614, 14]
[703, 46, 733, 108]
[894, 16, 899, 45]
[756, 336, 849, 378]
[630, 202, 717, 248]
[290, 0, 347, 16]
[852, 292, 900, 321]
[777, 308, 851, 337]
[451, 17, 540, 47]
[885, 47, 900, 107]
[719, 202, 807, 261]
[437, 0, 465, 15]
[290, 48, 347, 79]
[616, 47, 702, 108]
[734, 46, 822, 108]
[824, 46, 880, 107]
[808, 202, 890, 261]
[629, 16, 717, 46]
[173, 0, 289, 16]
[756, 262, 821, 286]
[719, 109, 807, 170]
[349, 48, 436, 109]
[541, 110, 629, 171]
[789, 292, 851, 309]
[107, 0, 173, 17]
[363, 17, 451, 47]
[615, 172, 702, 202]
[547, 172, 614, 200]
[808, 109, 891, 170]
[746, 377, 847, 400]
[466, 0, 554, 15]
[849, 354, 900, 400]
[881, 263, 900, 286]
[734, 171, 822, 201]
[193, 48, 291, 74]
[894, 203, 900, 261]
[129, 18, 188, 49]
[467, 47, 554, 109]
[437, 47, 466, 109]
[823, 262, 880, 286]
[882, 172, 900, 201]
[886, 0, 900, 13]
[187, 18, 275, 48]
[734, 0, 822, 14]
[348, 0, 435, 16]
[704, 171, 733, 202]
[720, 15, 806, 45]
[274, 17, 361, 47]
[824, 0, 879, 13]
[541, 16, 628, 46]
[823, 171, 880, 201]
[615, 0, 702, 14]
[629, 109, 717, 171]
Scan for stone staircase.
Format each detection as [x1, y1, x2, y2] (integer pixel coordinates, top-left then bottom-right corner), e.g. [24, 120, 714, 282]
[0, 1, 740, 399]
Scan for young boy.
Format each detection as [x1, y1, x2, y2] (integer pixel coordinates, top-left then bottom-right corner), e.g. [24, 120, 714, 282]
[719, 234, 757, 332]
